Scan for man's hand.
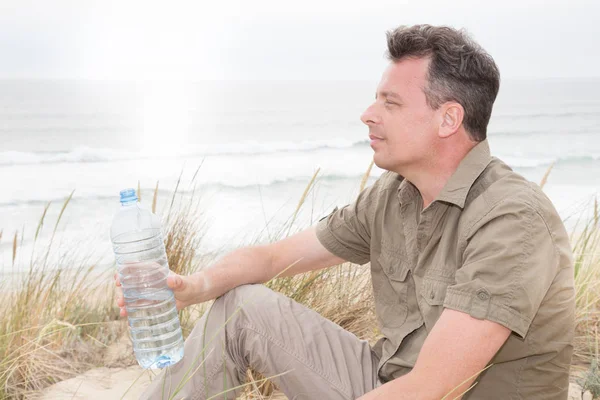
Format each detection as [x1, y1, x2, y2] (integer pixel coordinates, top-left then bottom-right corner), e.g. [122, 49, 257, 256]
[115, 270, 204, 317]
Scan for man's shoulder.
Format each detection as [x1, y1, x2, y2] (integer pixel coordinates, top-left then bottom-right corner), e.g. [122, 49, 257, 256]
[463, 157, 564, 233]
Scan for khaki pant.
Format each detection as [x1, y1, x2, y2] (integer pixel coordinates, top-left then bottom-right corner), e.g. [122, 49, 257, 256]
[141, 284, 382, 400]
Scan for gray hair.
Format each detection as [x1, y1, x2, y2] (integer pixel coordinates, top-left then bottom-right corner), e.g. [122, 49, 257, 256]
[385, 25, 500, 142]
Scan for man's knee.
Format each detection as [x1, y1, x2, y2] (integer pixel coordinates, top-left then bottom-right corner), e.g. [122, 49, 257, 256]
[222, 283, 275, 309]
[184, 285, 275, 348]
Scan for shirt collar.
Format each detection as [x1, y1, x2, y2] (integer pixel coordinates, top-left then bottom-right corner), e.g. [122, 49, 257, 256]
[397, 139, 492, 209]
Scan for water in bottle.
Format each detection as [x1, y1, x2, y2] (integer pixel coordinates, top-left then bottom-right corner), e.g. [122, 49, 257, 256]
[110, 188, 184, 369]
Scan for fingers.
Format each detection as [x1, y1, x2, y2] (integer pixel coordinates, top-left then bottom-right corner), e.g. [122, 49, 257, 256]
[114, 272, 121, 287]
[167, 274, 184, 291]
[113, 292, 127, 317]
[115, 292, 127, 317]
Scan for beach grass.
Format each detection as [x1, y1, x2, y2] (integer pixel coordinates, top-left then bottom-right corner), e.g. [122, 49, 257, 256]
[0, 170, 598, 399]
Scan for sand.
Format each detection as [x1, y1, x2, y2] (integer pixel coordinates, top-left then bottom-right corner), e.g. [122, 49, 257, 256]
[37, 366, 153, 400]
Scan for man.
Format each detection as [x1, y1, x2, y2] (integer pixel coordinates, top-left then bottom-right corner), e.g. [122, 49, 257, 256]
[117, 25, 575, 399]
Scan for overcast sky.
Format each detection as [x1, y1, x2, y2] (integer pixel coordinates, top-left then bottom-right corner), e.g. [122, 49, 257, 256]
[0, 0, 598, 80]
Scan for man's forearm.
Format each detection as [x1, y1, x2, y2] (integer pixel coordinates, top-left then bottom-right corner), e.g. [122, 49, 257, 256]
[357, 372, 445, 400]
[185, 227, 340, 306]
[191, 245, 273, 303]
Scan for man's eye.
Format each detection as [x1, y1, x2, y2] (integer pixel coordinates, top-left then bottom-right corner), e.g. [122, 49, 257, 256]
[384, 100, 395, 106]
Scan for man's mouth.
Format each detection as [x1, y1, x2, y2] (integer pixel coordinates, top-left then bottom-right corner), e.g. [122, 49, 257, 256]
[369, 134, 384, 145]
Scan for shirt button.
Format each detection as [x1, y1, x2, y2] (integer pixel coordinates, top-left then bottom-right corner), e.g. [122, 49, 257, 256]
[476, 290, 490, 301]
[430, 291, 435, 300]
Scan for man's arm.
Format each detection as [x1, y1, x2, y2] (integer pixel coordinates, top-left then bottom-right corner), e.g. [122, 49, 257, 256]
[116, 226, 346, 314]
[358, 308, 511, 400]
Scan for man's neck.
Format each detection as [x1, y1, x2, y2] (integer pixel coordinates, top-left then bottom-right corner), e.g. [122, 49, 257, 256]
[401, 143, 475, 209]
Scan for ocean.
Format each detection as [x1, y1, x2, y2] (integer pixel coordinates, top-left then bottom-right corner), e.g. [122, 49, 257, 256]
[1, 78, 599, 270]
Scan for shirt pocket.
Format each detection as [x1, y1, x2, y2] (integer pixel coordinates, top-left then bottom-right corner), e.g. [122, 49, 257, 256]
[420, 276, 451, 331]
[374, 251, 410, 330]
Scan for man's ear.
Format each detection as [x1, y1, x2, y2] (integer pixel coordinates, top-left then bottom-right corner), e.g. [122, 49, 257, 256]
[438, 102, 464, 139]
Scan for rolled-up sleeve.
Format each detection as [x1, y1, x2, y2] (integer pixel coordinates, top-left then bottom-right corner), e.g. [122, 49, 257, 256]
[443, 196, 559, 338]
[315, 175, 384, 265]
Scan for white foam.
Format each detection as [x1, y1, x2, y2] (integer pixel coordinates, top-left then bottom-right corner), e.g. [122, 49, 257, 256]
[0, 139, 369, 166]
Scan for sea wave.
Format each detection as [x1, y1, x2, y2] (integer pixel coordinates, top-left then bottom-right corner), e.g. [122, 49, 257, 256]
[493, 110, 600, 119]
[0, 139, 371, 166]
[499, 154, 600, 169]
[0, 174, 383, 209]
[489, 126, 599, 137]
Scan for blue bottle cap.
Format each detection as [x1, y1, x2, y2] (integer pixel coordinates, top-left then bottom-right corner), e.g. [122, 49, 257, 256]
[119, 188, 138, 204]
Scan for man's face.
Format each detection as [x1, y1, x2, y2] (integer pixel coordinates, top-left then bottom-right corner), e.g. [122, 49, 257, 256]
[361, 57, 439, 174]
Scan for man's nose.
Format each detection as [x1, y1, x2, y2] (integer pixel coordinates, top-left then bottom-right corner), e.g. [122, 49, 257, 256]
[360, 103, 379, 126]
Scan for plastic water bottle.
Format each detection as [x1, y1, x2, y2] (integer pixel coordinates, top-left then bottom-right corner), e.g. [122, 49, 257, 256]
[110, 188, 184, 369]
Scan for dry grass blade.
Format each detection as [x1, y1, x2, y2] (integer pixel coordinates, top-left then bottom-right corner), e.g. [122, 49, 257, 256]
[54, 190, 75, 230]
[31, 202, 53, 269]
[441, 364, 492, 399]
[53, 191, 75, 237]
[34, 202, 51, 243]
[43, 190, 74, 268]
[539, 161, 555, 190]
[286, 168, 320, 236]
[359, 159, 375, 193]
[167, 167, 185, 225]
[244, 369, 276, 398]
[152, 180, 160, 214]
[450, 382, 478, 400]
[205, 370, 291, 400]
[191, 159, 205, 184]
[595, 196, 598, 230]
[12, 230, 18, 266]
[137, 180, 142, 203]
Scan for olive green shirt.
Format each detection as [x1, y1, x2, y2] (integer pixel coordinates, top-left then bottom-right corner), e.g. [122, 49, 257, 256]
[316, 140, 575, 399]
